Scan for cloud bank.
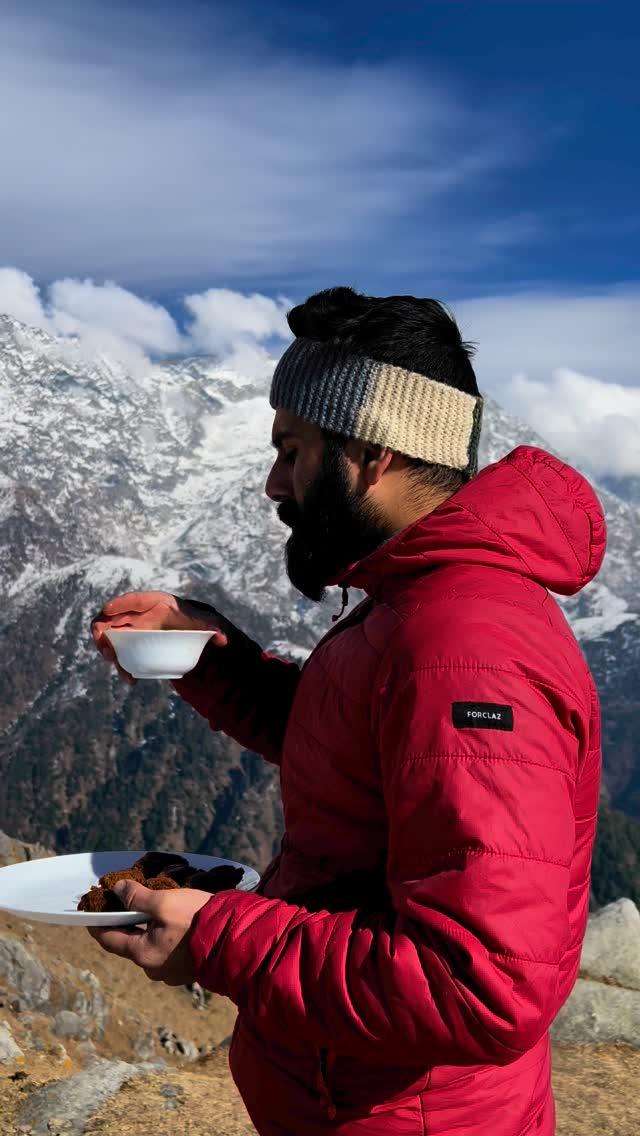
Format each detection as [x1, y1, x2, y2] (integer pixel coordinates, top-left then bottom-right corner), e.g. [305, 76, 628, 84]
[0, 268, 638, 478]
[0, 268, 291, 375]
[456, 290, 640, 478]
[506, 368, 640, 479]
[0, 3, 527, 290]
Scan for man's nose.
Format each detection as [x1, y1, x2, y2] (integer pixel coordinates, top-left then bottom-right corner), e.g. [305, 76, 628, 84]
[265, 460, 291, 503]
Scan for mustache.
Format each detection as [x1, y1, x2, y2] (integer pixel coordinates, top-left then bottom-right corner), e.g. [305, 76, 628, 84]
[277, 501, 300, 528]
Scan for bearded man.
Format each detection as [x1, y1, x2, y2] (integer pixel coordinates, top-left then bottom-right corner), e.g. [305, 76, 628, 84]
[91, 287, 605, 1136]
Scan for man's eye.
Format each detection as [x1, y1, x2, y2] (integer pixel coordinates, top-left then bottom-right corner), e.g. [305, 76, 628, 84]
[282, 450, 297, 466]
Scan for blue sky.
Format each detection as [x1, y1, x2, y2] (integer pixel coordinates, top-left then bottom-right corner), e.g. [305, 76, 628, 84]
[1, 0, 639, 477]
[2, 0, 638, 299]
[255, 0, 640, 293]
[307, 0, 640, 293]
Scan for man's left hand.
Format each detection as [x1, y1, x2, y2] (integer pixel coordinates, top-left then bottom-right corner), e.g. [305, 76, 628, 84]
[88, 880, 213, 986]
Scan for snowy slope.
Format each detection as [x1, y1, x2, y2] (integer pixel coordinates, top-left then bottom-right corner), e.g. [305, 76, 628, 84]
[0, 314, 638, 855]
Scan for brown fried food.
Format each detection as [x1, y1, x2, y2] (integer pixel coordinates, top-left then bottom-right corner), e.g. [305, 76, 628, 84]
[77, 872, 177, 911]
[77, 886, 126, 913]
[77, 854, 244, 913]
[145, 875, 180, 891]
[187, 866, 244, 893]
[99, 867, 146, 889]
[132, 852, 189, 879]
[156, 863, 196, 885]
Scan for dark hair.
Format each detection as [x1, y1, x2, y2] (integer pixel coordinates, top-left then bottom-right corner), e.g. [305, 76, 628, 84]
[287, 286, 479, 494]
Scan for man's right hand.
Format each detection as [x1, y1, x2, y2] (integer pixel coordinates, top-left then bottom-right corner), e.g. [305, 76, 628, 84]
[91, 592, 228, 685]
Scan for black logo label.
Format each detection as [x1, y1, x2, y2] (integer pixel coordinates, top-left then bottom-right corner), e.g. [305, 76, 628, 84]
[452, 702, 514, 731]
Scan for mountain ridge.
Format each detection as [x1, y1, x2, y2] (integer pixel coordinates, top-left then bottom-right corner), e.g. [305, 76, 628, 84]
[0, 314, 638, 901]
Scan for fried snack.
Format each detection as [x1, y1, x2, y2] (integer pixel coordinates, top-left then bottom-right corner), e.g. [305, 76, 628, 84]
[145, 876, 180, 892]
[187, 865, 244, 893]
[99, 866, 146, 889]
[132, 852, 189, 879]
[77, 885, 126, 913]
[155, 862, 196, 886]
[77, 855, 245, 912]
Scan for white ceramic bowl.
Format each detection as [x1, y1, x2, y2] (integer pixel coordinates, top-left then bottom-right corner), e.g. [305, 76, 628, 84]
[105, 629, 214, 680]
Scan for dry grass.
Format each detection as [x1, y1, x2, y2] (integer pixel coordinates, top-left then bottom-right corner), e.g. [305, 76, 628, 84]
[0, 911, 236, 1062]
[1, 1043, 639, 1134]
[3, 912, 640, 1134]
[553, 1043, 640, 1135]
[87, 1052, 254, 1136]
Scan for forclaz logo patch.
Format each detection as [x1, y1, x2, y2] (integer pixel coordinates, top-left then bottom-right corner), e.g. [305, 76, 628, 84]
[452, 702, 514, 731]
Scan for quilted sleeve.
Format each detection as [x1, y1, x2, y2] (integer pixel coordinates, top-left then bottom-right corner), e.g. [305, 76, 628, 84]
[173, 619, 300, 766]
[188, 625, 581, 1064]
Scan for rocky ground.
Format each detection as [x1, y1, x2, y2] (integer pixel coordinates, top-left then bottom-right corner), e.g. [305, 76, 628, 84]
[0, 908, 250, 1134]
[0, 1048, 254, 1135]
[553, 1044, 640, 1135]
[1, 1039, 639, 1135]
[0, 910, 237, 1061]
[2, 836, 640, 1133]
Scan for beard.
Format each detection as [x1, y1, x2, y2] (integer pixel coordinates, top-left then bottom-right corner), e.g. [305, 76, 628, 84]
[278, 440, 392, 601]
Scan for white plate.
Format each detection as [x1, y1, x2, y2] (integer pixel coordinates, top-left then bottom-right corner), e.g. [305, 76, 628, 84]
[0, 851, 260, 927]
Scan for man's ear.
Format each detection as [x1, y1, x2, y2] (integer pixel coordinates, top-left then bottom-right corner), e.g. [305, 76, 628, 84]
[363, 445, 394, 486]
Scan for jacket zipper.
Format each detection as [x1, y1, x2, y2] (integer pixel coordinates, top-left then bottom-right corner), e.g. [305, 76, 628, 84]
[317, 1047, 337, 1120]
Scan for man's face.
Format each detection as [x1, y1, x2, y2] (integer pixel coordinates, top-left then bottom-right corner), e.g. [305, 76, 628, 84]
[265, 410, 391, 601]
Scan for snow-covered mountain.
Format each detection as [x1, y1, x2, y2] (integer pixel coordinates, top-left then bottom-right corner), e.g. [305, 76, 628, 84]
[600, 474, 640, 509]
[0, 314, 639, 861]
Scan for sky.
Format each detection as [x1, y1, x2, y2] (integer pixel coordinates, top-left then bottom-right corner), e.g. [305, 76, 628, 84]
[0, 0, 639, 479]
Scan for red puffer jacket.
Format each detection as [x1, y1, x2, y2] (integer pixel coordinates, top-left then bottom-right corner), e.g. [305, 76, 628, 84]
[176, 446, 605, 1136]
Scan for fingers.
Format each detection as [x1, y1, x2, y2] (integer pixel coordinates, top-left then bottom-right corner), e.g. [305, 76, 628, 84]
[92, 622, 116, 658]
[115, 662, 137, 687]
[209, 629, 228, 648]
[86, 879, 165, 961]
[88, 924, 147, 962]
[90, 614, 110, 647]
[91, 593, 166, 643]
[90, 618, 137, 685]
[89, 591, 227, 685]
[103, 592, 169, 616]
[89, 930, 180, 981]
[112, 879, 165, 918]
[91, 618, 116, 662]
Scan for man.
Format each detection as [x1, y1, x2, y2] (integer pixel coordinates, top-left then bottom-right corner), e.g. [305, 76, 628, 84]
[92, 288, 606, 1136]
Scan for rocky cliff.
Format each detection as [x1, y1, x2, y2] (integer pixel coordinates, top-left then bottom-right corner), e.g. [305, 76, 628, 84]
[1, 314, 639, 904]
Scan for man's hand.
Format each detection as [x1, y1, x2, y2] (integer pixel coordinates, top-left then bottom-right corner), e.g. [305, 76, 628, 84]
[88, 880, 213, 986]
[91, 591, 228, 685]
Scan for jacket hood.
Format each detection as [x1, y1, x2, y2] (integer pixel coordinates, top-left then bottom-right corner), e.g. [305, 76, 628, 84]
[339, 446, 607, 598]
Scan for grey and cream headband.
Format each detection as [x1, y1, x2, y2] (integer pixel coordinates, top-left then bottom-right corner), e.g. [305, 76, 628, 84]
[270, 337, 483, 477]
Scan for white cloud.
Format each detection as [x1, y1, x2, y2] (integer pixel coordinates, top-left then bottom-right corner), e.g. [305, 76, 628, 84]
[49, 279, 183, 355]
[505, 368, 640, 478]
[0, 268, 47, 327]
[0, 4, 524, 289]
[184, 289, 291, 355]
[455, 290, 640, 476]
[0, 266, 291, 376]
[1, 267, 639, 479]
[455, 290, 640, 388]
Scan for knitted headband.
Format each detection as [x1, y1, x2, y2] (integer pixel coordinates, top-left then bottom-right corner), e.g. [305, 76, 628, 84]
[270, 336, 483, 477]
